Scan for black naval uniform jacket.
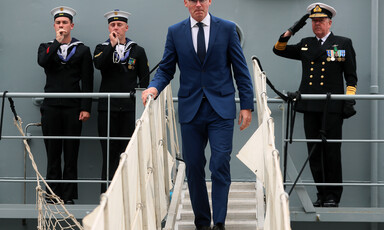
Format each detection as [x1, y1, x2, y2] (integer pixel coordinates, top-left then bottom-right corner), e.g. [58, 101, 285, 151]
[93, 40, 149, 112]
[38, 38, 94, 112]
[273, 32, 357, 113]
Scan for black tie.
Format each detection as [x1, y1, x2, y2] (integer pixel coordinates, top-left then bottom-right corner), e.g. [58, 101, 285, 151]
[197, 22, 206, 63]
[318, 39, 323, 46]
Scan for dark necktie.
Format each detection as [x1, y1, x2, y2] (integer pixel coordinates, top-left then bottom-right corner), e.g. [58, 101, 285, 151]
[197, 22, 206, 64]
[318, 39, 323, 46]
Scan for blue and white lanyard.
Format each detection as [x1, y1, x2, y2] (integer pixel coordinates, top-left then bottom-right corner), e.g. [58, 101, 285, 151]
[57, 41, 81, 62]
[113, 40, 135, 63]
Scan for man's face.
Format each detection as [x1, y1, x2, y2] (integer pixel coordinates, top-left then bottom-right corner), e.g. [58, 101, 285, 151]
[311, 17, 332, 38]
[54, 17, 74, 36]
[184, 0, 212, 22]
[108, 21, 129, 40]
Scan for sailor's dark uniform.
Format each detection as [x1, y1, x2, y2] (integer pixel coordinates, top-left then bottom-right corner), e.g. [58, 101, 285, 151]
[93, 39, 149, 191]
[38, 38, 94, 201]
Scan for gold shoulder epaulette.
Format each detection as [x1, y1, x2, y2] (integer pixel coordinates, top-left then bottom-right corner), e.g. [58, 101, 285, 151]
[274, 41, 287, 51]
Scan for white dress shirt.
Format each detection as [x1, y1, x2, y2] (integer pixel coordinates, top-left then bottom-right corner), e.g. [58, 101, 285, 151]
[190, 14, 210, 53]
[317, 32, 331, 45]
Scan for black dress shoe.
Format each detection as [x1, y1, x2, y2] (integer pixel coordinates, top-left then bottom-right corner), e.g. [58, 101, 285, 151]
[196, 226, 211, 230]
[212, 223, 225, 230]
[64, 199, 75, 205]
[323, 199, 338, 207]
[313, 198, 323, 207]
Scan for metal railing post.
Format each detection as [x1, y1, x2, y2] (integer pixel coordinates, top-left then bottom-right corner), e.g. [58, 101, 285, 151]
[370, 1, 379, 229]
[106, 94, 111, 190]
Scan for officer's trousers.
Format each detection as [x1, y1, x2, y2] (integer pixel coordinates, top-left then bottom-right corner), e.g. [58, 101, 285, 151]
[304, 111, 343, 202]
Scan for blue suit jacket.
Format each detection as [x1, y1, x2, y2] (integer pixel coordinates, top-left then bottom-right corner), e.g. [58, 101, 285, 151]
[149, 14, 254, 123]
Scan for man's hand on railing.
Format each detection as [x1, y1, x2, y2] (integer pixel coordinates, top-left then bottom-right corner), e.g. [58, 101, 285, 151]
[141, 87, 158, 106]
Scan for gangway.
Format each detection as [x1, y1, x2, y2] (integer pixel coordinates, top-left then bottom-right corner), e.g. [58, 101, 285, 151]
[1, 82, 384, 229]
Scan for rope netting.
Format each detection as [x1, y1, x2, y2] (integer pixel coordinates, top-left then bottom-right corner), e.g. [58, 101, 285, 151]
[13, 116, 83, 230]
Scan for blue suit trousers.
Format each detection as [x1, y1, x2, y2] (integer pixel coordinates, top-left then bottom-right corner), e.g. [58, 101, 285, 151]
[180, 99, 234, 227]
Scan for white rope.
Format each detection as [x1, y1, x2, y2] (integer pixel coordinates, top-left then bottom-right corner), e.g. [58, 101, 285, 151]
[112, 38, 121, 63]
[112, 39, 135, 64]
[13, 116, 83, 230]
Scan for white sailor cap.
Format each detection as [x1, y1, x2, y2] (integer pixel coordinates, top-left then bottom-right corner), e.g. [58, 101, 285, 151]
[307, 3, 336, 19]
[51, 6, 76, 21]
[104, 9, 131, 23]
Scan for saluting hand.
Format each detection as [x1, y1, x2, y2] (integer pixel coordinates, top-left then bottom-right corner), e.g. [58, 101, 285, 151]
[288, 14, 310, 36]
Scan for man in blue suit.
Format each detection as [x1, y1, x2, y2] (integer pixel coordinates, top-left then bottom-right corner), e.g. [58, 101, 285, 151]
[142, 0, 254, 229]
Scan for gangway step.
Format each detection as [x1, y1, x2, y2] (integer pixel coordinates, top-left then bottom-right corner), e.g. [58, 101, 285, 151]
[179, 209, 257, 221]
[175, 182, 259, 230]
[181, 199, 257, 210]
[190, 182, 256, 190]
[183, 190, 256, 200]
[175, 220, 257, 230]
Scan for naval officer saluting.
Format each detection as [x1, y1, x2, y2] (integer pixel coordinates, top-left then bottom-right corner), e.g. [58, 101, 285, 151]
[273, 2, 358, 207]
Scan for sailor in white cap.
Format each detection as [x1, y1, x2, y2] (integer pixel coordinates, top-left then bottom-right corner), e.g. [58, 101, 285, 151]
[37, 6, 94, 204]
[50, 6, 77, 44]
[51, 6, 77, 21]
[103, 9, 131, 48]
[273, 3, 357, 208]
[93, 9, 149, 193]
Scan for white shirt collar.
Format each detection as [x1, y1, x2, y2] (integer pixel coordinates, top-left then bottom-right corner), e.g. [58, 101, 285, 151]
[317, 32, 331, 42]
[190, 13, 211, 28]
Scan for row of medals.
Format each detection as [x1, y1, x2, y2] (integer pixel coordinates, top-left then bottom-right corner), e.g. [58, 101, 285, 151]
[326, 49, 345, 62]
[122, 58, 135, 70]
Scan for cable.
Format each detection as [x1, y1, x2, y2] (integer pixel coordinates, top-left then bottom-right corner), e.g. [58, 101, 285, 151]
[0, 91, 8, 140]
[135, 60, 161, 89]
[288, 93, 331, 195]
[8, 97, 18, 121]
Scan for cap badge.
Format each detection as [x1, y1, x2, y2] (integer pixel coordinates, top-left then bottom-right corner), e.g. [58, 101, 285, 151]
[60, 7, 64, 11]
[114, 12, 118, 15]
[314, 5, 322, 13]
